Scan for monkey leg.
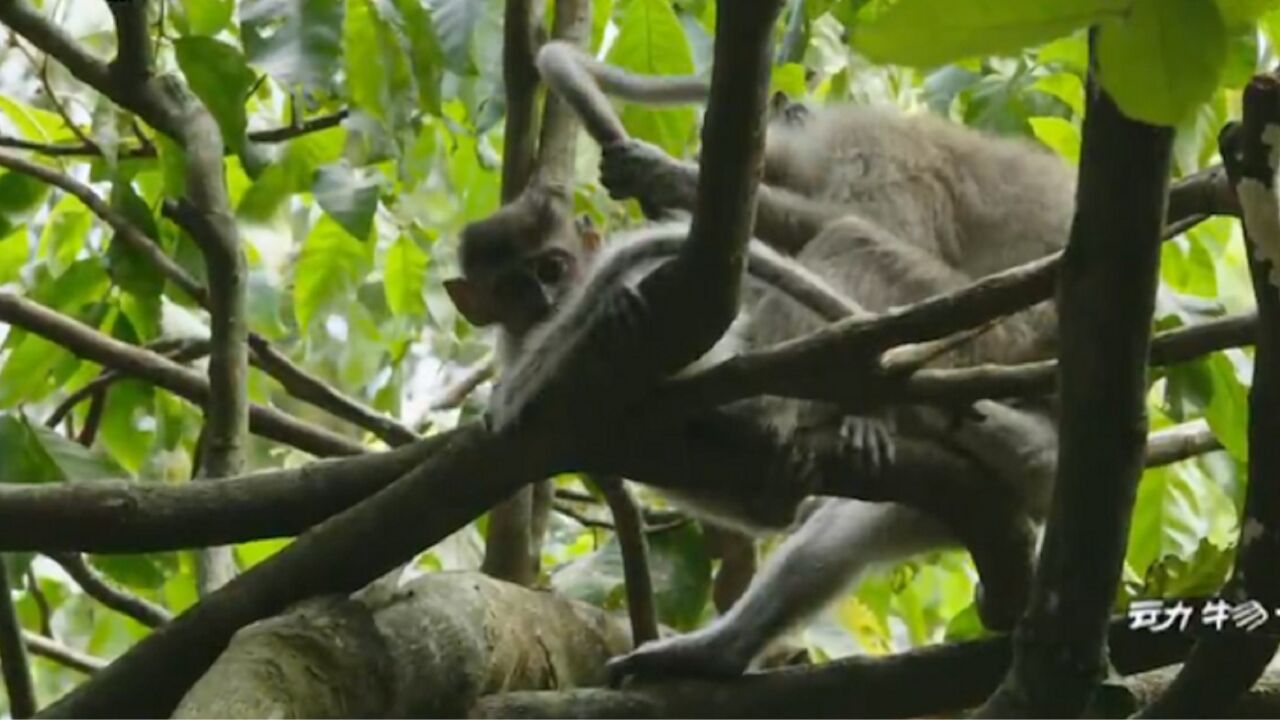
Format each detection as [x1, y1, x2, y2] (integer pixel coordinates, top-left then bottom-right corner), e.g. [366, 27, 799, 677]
[606, 498, 954, 683]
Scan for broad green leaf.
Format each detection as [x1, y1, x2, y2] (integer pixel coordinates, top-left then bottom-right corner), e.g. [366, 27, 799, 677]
[37, 195, 93, 277]
[241, 0, 344, 92]
[0, 225, 29, 285]
[105, 183, 165, 298]
[313, 162, 380, 241]
[384, 234, 428, 316]
[345, 0, 391, 121]
[98, 380, 156, 474]
[179, 0, 234, 35]
[0, 334, 73, 408]
[1221, 27, 1260, 89]
[293, 215, 372, 330]
[606, 0, 697, 156]
[1097, 0, 1227, 126]
[771, 63, 808, 99]
[1032, 72, 1085, 116]
[175, 37, 256, 153]
[90, 553, 176, 591]
[0, 413, 128, 484]
[394, 0, 446, 114]
[237, 127, 345, 220]
[0, 96, 75, 144]
[1127, 464, 1212, 576]
[853, 0, 1126, 68]
[0, 172, 50, 237]
[1030, 116, 1081, 163]
[1201, 353, 1249, 461]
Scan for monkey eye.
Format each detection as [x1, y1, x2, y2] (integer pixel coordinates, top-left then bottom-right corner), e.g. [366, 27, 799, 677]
[532, 254, 570, 285]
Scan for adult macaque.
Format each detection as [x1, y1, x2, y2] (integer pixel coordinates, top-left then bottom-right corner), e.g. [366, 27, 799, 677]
[445, 34, 1074, 681]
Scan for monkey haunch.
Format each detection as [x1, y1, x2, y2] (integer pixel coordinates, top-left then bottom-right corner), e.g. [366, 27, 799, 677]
[448, 51, 1072, 681]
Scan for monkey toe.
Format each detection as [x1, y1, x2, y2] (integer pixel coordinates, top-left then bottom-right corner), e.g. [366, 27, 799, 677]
[840, 416, 896, 473]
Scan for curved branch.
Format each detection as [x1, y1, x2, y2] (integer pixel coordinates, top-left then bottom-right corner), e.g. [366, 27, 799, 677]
[0, 556, 36, 717]
[46, 553, 172, 627]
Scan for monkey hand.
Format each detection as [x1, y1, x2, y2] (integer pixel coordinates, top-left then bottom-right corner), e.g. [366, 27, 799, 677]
[605, 625, 755, 686]
[838, 415, 896, 474]
[601, 139, 698, 218]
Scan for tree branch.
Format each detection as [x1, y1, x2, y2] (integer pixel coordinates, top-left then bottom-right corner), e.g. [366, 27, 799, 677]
[0, 555, 37, 718]
[22, 631, 105, 675]
[977, 42, 1175, 718]
[470, 619, 1193, 719]
[1137, 72, 1280, 719]
[590, 476, 659, 645]
[46, 553, 172, 628]
[0, 292, 364, 457]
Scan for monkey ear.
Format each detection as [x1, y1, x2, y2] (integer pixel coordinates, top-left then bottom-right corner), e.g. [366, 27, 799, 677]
[444, 278, 500, 327]
[576, 215, 602, 254]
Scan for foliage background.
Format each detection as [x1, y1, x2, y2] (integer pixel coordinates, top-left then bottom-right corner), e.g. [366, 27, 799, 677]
[0, 0, 1269, 710]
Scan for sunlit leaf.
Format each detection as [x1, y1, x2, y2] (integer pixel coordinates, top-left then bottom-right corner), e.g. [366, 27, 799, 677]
[385, 234, 428, 316]
[175, 37, 257, 153]
[293, 214, 372, 331]
[853, 0, 1126, 68]
[0, 225, 30, 285]
[178, 0, 235, 35]
[1030, 116, 1080, 163]
[1097, 0, 1227, 126]
[606, 0, 697, 156]
[37, 195, 92, 277]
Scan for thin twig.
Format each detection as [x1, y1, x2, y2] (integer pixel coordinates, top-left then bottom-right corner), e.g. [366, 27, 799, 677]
[47, 553, 172, 628]
[22, 631, 105, 674]
[0, 555, 37, 717]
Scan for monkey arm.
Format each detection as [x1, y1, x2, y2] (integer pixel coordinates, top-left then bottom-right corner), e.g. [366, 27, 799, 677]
[602, 139, 849, 254]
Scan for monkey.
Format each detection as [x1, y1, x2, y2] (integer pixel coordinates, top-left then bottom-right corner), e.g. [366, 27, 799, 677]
[446, 43, 1075, 681]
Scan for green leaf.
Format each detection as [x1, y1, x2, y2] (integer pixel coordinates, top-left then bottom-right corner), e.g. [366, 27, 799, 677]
[0, 172, 50, 237]
[394, 0, 446, 114]
[853, 0, 1126, 68]
[105, 183, 165, 297]
[241, 0, 344, 93]
[312, 161, 380, 241]
[178, 0, 234, 35]
[0, 413, 128, 484]
[1097, 0, 1227, 126]
[90, 554, 175, 591]
[174, 37, 256, 153]
[384, 234, 429, 316]
[1032, 71, 1085, 116]
[1030, 116, 1081, 163]
[1201, 353, 1249, 461]
[345, 0, 391, 120]
[430, 0, 484, 74]
[37, 195, 92, 277]
[293, 214, 372, 331]
[238, 127, 346, 220]
[606, 0, 697, 156]
[0, 225, 30, 285]
[98, 380, 157, 474]
[0, 96, 75, 144]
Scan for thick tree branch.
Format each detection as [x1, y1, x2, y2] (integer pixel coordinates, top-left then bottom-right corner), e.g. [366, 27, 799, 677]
[470, 619, 1193, 719]
[0, 292, 364, 457]
[0, 556, 37, 718]
[500, 0, 540, 204]
[977, 47, 1175, 718]
[46, 553, 172, 628]
[1137, 73, 1280, 719]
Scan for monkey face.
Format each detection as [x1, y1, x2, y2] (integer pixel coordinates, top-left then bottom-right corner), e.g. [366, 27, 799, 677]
[444, 247, 581, 334]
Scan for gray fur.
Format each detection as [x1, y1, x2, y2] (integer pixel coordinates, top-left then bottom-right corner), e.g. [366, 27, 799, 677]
[504, 51, 1078, 678]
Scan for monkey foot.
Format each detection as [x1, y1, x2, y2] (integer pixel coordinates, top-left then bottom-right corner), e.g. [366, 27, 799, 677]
[839, 415, 896, 472]
[605, 627, 756, 686]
